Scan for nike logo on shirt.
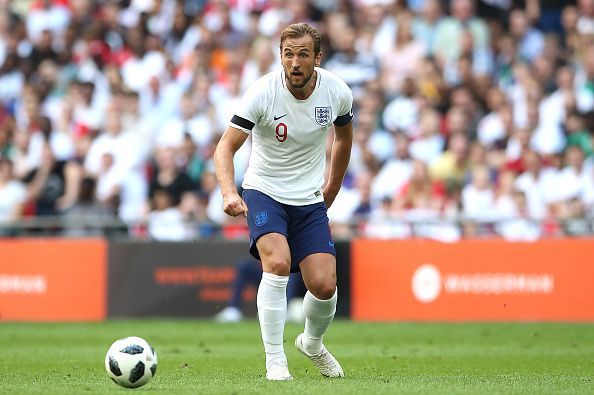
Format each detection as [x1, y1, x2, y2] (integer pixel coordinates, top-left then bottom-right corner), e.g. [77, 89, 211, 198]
[274, 114, 288, 121]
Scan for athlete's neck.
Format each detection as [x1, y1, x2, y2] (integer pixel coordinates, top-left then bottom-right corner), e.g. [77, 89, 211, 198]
[286, 70, 317, 100]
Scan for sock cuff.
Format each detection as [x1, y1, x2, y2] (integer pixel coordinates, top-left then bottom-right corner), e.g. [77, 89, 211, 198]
[262, 272, 289, 287]
[305, 287, 337, 304]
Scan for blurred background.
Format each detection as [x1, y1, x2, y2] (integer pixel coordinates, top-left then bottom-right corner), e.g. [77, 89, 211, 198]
[1, 0, 593, 323]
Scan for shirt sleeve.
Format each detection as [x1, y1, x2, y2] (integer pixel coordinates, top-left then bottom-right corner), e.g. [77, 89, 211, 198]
[333, 81, 354, 127]
[229, 78, 266, 133]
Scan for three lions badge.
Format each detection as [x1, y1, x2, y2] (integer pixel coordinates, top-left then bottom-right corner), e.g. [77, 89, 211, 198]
[315, 106, 332, 126]
[255, 211, 268, 227]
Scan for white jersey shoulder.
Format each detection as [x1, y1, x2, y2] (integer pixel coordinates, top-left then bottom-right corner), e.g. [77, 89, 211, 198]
[231, 68, 353, 206]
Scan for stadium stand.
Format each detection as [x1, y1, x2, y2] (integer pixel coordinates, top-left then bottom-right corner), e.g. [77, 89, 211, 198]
[0, 0, 592, 241]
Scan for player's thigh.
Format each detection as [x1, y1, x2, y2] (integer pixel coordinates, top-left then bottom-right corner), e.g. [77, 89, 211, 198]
[288, 201, 337, 298]
[256, 232, 291, 275]
[299, 253, 337, 300]
[243, 189, 291, 275]
[287, 201, 336, 272]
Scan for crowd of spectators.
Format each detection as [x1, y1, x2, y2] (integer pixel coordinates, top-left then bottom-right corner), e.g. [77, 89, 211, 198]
[0, 0, 593, 241]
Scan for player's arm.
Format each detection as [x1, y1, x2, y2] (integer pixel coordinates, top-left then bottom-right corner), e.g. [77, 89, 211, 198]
[214, 126, 250, 217]
[324, 120, 353, 208]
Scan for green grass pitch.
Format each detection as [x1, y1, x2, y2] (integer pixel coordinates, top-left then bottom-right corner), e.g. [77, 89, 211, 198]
[0, 320, 593, 394]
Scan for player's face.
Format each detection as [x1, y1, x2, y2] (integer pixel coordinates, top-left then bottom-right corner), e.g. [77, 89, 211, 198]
[281, 35, 321, 90]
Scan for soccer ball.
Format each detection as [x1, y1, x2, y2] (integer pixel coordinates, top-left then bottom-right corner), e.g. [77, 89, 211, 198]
[105, 336, 158, 388]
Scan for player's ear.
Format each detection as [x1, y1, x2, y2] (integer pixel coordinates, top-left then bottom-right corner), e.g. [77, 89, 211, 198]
[315, 52, 322, 67]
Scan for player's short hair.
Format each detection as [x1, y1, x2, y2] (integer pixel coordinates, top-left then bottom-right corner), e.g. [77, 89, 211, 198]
[279, 23, 321, 55]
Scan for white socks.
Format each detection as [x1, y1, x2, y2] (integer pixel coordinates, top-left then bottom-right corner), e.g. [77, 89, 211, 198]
[257, 272, 289, 367]
[257, 274, 338, 365]
[302, 288, 337, 355]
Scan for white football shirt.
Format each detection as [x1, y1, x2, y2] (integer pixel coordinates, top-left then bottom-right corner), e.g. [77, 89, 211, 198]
[230, 67, 353, 206]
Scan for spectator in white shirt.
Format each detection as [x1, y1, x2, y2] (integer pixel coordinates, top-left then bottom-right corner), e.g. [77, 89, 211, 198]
[514, 149, 558, 219]
[538, 65, 576, 138]
[26, 0, 71, 44]
[382, 78, 420, 137]
[0, 157, 27, 232]
[409, 108, 445, 165]
[493, 169, 518, 219]
[147, 188, 194, 241]
[462, 165, 495, 222]
[121, 26, 167, 92]
[155, 91, 214, 150]
[84, 104, 142, 176]
[371, 131, 413, 205]
[477, 86, 508, 147]
[555, 146, 592, 213]
[71, 81, 104, 133]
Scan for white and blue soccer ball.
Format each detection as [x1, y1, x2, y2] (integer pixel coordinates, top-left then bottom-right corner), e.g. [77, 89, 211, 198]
[105, 336, 158, 388]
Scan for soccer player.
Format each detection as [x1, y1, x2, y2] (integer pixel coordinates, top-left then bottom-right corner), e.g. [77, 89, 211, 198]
[214, 23, 353, 380]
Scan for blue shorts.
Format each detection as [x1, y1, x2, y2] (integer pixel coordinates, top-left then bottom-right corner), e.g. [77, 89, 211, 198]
[242, 189, 336, 273]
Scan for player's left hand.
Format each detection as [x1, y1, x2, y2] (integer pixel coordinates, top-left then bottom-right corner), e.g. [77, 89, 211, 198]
[322, 186, 339, 209]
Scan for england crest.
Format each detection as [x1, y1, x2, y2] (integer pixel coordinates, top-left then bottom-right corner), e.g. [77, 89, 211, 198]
[315, 106, 332, 126]
[254, 211, 268, 227]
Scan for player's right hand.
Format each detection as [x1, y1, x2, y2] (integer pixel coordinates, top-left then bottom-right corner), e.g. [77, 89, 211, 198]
[222, 193, 248, 217]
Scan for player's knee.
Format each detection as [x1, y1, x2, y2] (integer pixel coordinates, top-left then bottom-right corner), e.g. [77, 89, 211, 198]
[309, 279, 336, 300]
[263, 257, 291, 276]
